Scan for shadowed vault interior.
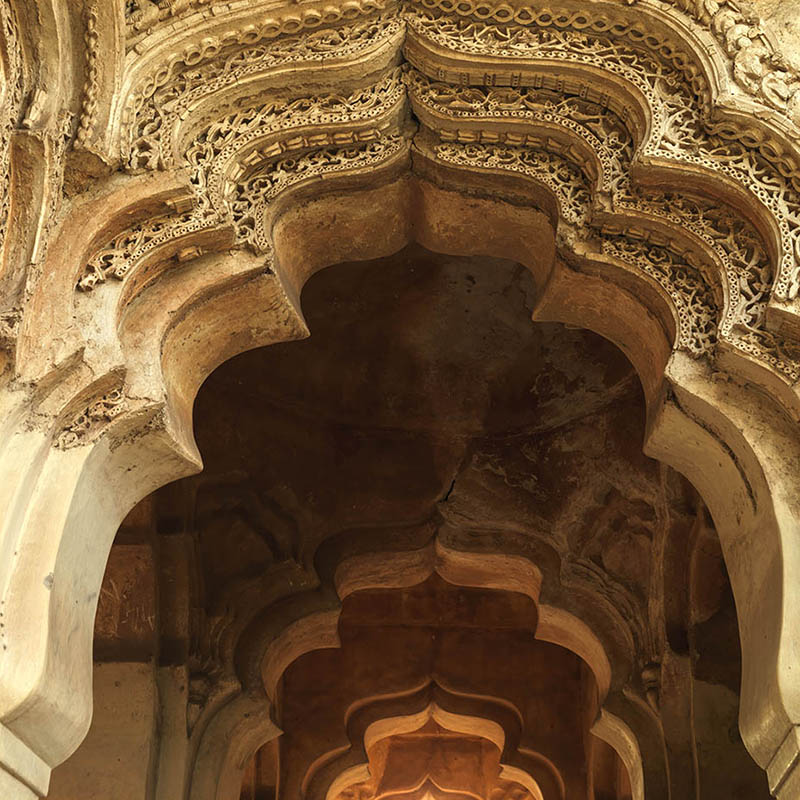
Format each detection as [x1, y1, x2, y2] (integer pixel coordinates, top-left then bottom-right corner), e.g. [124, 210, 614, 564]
[50, 245, 766, 800]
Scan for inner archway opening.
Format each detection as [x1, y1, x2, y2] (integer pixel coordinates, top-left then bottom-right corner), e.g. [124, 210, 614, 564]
[48, 243, 767, 800]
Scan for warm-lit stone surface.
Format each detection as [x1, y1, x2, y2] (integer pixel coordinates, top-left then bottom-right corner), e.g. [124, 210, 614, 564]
[47, 664, 158, 800]
[49, 247, 767, 799]
[5, 1, 800, 798]
[752, 0, 800, 72]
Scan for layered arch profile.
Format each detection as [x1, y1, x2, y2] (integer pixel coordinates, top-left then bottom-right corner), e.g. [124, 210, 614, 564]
[2, 0, 800, 798]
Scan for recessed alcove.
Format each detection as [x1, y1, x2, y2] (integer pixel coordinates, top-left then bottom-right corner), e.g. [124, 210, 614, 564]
[48, 245, 767, 800]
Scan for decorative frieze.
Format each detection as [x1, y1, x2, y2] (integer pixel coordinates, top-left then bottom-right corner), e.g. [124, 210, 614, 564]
[433, 141, 590, 226]
[601, 236, 718, 357]
[65, 0, 800, 436]
[77, 211, 204, 291]
[125, 14, 403, 170]
[231, 134, 408, 251]
[83, 71, 409, 294]
[406, 5, 800, 300]
[184, 68, 407, 216]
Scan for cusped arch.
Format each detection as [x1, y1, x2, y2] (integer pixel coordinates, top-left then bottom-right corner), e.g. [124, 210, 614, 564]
[190, 512, 664, 800]
[251, 570, 633, 800]
[320, 696, 557, 800]
[3, 3, 800, 794]
[2, 171, 796, 796]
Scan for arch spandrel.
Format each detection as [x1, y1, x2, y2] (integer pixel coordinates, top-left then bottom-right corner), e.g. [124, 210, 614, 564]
[3, 0, 800, 797]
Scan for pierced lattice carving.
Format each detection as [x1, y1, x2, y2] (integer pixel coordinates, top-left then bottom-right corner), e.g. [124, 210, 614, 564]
[417, 61, 800, 377]
[434, 141, 590, 226]
[406, 6, 800, 299]
[184, 69, 407, 218]
[124, 7, 396, 168]
[56, 389, 127, 449]
[77, 212, 205, 291]
[601, 237, 718, 358]
[0, 2, 24, 262]
[71, 0, 800, 420]
[84, 72, 409, 294]
[408, 12, 800, 380]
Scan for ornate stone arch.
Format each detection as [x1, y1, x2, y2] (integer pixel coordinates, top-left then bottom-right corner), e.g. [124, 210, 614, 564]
[314, 688, 563, 800]
[182, 532, 656, 800]
[3, 1, 800, 798]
